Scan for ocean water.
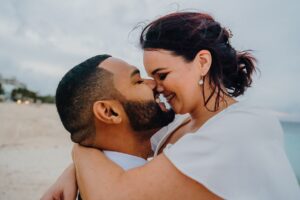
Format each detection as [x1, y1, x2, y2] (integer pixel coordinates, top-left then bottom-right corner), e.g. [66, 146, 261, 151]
[281, 121, 300, 184]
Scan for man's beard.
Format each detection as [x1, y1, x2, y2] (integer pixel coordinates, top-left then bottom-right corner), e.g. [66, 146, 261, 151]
[121, 100, 175, 132]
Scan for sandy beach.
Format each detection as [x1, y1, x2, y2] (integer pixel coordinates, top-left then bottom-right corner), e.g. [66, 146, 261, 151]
[0, 103, 299, 200]
[0, 103, 73, 200]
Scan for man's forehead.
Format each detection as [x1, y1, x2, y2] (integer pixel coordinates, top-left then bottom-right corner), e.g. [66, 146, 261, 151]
[99, 57, 137, 76]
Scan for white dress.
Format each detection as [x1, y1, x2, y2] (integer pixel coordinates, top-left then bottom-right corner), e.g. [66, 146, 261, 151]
[151, 102, 300, 200]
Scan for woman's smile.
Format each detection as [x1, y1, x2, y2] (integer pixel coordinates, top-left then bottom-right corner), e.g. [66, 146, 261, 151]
[165, 93, 175, 102]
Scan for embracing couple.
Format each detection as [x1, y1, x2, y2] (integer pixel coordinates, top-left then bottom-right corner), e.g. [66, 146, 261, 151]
[42, 12, 300, 200]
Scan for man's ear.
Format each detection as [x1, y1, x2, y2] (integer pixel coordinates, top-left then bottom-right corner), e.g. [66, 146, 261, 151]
[194, 49, 212, 76]
[93, 100, 122, 124]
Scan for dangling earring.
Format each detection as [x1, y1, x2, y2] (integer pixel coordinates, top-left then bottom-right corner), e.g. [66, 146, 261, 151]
[198, 77, 204, 85]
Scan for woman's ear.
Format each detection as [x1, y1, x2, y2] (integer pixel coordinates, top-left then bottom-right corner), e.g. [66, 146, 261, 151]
[194, 49, 212, 76]
[93, 101, 122, 124]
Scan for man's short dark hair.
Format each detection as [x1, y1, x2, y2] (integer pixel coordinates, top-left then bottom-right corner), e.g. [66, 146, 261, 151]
[56, 54, 123, 145]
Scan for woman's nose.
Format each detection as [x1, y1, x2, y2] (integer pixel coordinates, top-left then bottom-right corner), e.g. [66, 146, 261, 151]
[143, 79, 156, 90]
[156, 84, 164, 93]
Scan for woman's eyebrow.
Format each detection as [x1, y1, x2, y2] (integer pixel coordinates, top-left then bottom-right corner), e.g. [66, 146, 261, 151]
[151, 68, 165, 76]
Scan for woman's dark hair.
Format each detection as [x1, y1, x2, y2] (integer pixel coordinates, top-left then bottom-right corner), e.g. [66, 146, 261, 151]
[140, 12, 256, 111]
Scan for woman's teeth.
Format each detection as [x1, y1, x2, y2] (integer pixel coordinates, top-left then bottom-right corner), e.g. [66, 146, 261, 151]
[155, 94, 168, 111]
[165, 94, 175, 101]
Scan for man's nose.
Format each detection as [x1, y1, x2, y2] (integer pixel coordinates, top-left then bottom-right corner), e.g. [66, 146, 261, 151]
[143, 79, 156, 90]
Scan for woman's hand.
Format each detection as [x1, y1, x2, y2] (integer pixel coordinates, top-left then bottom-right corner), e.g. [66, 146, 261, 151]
[40, 164, 78, 200]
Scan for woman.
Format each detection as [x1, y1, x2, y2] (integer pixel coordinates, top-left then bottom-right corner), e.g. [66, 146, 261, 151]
[43, 12, 300, 200]
[138, 12, 300, 199]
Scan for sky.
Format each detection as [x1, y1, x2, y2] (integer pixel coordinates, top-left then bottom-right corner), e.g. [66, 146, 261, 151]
[0, 0, 299, 121]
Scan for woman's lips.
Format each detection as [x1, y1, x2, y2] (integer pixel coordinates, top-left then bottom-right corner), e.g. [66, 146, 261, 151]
[165, 93, 175, 103]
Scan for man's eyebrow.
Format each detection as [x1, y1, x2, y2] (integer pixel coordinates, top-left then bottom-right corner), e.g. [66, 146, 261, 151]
[130, 69, 140, 78]
[151, 68, 165, 76]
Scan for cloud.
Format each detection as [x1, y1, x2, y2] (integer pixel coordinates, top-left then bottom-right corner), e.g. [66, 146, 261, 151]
[0, 0, 299, 115]
[19, 60, 66, 77]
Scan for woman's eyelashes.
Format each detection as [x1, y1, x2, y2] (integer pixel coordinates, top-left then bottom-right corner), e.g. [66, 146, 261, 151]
[157, 73, 168, 80]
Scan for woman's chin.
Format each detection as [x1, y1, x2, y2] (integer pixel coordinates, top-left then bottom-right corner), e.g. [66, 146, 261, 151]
[172, 104, 189, 115]
[170, 104, 181, 114]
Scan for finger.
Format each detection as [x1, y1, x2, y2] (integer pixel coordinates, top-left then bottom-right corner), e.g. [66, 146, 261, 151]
[40, 192, 59, 200]
[63, 190, 78, 200]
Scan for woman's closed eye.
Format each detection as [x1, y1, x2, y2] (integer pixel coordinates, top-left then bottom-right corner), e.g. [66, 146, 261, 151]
[157, 73, 168, 80]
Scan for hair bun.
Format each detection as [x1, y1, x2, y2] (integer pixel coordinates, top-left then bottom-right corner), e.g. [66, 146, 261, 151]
[233, 51, 257, 96]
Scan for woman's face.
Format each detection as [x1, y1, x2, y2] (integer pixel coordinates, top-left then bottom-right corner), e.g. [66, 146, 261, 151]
[143, 50, 203, 114]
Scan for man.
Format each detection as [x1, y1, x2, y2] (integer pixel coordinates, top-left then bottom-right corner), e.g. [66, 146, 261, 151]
[41, 54, 175, 199]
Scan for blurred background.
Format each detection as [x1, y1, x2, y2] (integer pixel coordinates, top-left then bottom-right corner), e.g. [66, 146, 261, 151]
[0, 0, 299, 199]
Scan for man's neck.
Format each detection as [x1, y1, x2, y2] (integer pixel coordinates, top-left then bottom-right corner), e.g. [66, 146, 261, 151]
[125, 138, 152, 159]
[92, 128, 156, 159]
[124, 128, 161, 159]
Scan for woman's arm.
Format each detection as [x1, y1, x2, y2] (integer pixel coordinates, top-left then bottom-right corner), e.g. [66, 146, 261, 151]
[73, 144, 221, 200]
